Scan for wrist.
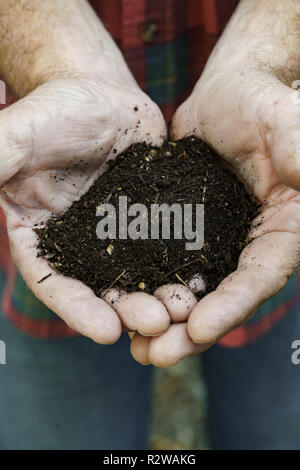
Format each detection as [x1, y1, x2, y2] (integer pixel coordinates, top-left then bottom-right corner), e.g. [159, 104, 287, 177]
[0, 0, 137, 97]
[201, 0, 300, 83]
[24, 44, 137, 97]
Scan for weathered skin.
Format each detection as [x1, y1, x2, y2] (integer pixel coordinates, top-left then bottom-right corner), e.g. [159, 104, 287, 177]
[0, 75, 175, 342]
[0, 0, 205, 345]
[131, 0, 300, 367]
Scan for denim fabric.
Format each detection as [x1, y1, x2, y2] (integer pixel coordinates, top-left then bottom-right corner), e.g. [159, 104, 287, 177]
[0, 308, 153, 450]
[203, 299, 300, 450]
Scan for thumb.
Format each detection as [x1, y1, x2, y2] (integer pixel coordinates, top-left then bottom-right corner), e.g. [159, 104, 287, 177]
[268, 82, 300, 191]
[0, 98, 33, 187]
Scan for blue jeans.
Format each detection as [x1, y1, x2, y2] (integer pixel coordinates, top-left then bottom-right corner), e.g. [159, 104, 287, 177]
[0, 312, 153, 450]
[203, 297, 300, 450]
[0, 297, 300, 449]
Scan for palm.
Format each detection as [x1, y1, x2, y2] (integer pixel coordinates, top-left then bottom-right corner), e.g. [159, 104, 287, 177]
[172, 67, 300, 342]
[130, 68, 300, 368]
[0, 77, 171, 343]
[3, 78, 165, 215]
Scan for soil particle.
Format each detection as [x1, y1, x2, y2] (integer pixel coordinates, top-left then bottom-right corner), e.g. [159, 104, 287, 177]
[35, 137, 259, 298]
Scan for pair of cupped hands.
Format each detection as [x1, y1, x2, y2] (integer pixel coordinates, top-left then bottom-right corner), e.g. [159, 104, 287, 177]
[1, 51, 300, 367]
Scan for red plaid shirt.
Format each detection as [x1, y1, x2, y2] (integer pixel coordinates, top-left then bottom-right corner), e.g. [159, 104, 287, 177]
[90, 0, 237, 121]
[1, 0, 298, 344]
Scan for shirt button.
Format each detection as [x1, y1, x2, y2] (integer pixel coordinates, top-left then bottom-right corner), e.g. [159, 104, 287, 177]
[140, 22, 158, 43]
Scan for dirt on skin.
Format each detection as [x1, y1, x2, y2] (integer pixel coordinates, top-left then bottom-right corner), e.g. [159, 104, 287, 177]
[35, 137, 259, 298]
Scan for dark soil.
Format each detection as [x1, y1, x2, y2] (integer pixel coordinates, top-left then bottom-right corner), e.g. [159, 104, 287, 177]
[35, 137, 259, 298]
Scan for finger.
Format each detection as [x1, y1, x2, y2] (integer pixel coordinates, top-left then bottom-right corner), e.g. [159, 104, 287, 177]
[104, 289, 170, 336]
[187, 274, 207, 294]
[148, 323, 211, 368]
[188, 228, 299, 344]
[154, 284, 198, 322]
[130, 333, 151, 365]
[7, 223, 122, 344]
[171, 77, 300, 194]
